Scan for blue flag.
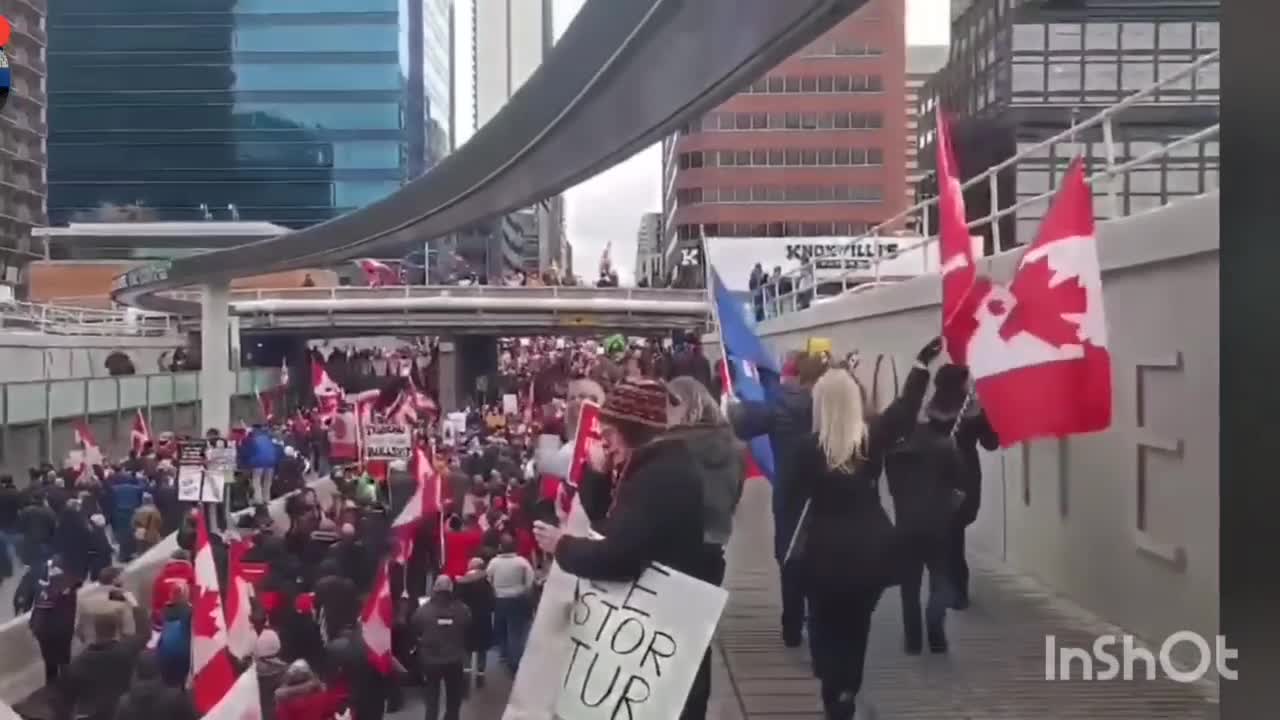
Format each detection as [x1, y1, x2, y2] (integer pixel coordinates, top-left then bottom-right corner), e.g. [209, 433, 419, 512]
[711, 268, 778, 484]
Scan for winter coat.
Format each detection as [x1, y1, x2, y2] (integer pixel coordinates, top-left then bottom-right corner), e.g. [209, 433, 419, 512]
[57, 633, 148, 720]
[241, 429, 281, 470]
[556, 432, 718, 585]
[75, 585, 138, 644]
[885, 422, 965, 537]
[110, 475, 145, 529]
[730, 383, 815, 562]
[132, 504, 164, 546]
[150, 560, 195, 625]
[275, 679, 342, 720]
[670, 424, 745, 546]
[113, 652, 198, 720]
[790, 367, 929, 593]
[412, 595, 471, 666]
[453, 569, 495, 652]
[952, 411, 1000, 526]
[256, 656, 289, 720]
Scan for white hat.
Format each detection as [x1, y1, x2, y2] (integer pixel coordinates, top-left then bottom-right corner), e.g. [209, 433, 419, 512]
[254, 629, 282, 659]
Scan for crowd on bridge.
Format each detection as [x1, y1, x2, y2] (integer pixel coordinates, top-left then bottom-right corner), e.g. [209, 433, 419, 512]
[0, 320, 1008, 720]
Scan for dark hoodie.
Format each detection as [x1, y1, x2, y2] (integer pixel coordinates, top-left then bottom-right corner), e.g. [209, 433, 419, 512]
[113, 651, 198, 720]
[453, 568, 495, 652]
[670, 425, 745, 547]
[729, 383, 813, 561]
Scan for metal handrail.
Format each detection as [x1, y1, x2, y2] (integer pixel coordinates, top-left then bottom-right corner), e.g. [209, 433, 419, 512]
[761, 49, 1220, 318]
[163, 285, 708, 304]
[0, 300, 177, 336]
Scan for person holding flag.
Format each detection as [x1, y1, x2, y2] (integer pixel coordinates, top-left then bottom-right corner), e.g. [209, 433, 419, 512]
[709, 266, 818, 649]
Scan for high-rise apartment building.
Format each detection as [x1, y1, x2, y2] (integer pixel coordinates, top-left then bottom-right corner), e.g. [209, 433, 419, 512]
[472, 0, 563, 276]
[46, 0, 452, 231]
[661, 0, 908, 284]
[0, 0, 47, 285]
[905, 46, 948, 215]
[917, 0, 1219, 252]
[633, 212, 662, 287]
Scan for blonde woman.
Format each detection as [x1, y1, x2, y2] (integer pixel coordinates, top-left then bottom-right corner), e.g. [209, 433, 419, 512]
[790, 337, 941, 720]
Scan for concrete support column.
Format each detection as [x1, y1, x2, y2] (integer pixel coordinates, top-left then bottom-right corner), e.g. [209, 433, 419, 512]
[436, 341, 458, 412]
[200, 281, 233, 434]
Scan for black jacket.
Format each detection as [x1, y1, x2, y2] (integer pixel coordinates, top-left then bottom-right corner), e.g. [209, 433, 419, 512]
[556, 433, 715, 584]
[730, 383, 814, 561]
[952, 412, 1000, 525]
[57, 634, 149, 720]
[791, 367, 929, 592]
[454, 570, 495, 652]
[884, 422, 965, 536]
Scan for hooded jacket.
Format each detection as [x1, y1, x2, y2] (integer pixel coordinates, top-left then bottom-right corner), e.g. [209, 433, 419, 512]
[665, 425, 745, 546]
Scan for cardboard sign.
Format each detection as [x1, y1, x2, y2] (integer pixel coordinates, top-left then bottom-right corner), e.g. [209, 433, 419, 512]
[364, 424, 412, 460]
[567, 402, 603, 489]
[554, 563, 728, 720]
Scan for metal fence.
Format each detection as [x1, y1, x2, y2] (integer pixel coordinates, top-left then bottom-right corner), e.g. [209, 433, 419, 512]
[0, 299, 177, 336]
[760, 49, 1220, 319]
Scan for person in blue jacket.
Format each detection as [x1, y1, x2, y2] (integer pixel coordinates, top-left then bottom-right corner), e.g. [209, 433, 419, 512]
[240, 425, 281, 504]
[108, 468, 145, 561]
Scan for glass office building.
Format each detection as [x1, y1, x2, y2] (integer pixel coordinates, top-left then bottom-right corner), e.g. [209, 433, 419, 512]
[917, 0, 1218, 251]
[47, 0, 452, 229]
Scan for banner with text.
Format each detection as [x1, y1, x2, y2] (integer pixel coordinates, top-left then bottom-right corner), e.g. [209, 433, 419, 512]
[364, 424, 412, 460]
[554, 562, 727, 720]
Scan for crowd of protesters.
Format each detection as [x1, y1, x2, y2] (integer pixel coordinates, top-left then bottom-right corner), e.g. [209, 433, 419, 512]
[0, 321, 1000, 720]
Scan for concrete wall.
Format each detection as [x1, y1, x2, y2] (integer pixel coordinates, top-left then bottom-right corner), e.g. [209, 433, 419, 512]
[0, 332, 184, 382]
[0, 369, 277, 479]
[753, 194, 1219, 660]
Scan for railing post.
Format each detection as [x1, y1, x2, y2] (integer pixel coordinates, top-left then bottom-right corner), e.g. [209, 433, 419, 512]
[988, 172, 1001, 251]
[42, 380, 52, 465]
[1101, 116, 1122, 219]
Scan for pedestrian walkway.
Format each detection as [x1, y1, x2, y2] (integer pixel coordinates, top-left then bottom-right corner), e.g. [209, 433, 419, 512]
[713, 481, 1221, 720]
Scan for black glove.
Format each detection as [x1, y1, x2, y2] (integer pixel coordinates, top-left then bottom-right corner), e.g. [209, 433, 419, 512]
[916, 336, 943, 366]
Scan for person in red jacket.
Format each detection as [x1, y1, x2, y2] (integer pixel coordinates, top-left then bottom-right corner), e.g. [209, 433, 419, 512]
[150, 549, 194, 628]
[442, 516, 484, 579]
[275, 660, 344, 720]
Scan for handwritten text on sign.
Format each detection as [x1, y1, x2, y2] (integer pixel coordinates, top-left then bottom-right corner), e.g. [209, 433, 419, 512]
[364, 425, 412, 460]
[556, 565, 727, 720]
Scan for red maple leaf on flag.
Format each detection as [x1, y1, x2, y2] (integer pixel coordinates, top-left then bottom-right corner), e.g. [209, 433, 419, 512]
[192, 585, 223, 639]
[998, 257, 1087, 347]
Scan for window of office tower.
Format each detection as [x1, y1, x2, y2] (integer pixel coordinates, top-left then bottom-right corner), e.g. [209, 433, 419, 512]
[46, 0, 452, 230]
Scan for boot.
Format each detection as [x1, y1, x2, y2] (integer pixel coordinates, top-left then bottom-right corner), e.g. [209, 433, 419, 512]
[927, 623, 948, 654]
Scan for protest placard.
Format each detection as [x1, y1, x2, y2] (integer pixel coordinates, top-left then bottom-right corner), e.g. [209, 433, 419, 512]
[177, 441, 223, 503]
[364, 424, 412, 460]
[554, 564, 728, 720]
[206, 445, 237, 494]
[502, 393, 519, 415]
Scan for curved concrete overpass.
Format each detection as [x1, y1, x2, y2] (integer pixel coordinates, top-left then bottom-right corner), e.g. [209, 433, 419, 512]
[167, 286, 710, 336]
[110, 0, 866, 314]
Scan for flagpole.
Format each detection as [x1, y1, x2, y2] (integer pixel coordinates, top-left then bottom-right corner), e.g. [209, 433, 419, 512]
[698, 225, 731, 391]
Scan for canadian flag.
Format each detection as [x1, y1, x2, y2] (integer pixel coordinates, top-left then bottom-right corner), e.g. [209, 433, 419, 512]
[934, 110, 982, 366]
[225, 540, 257, 661]
[190, 512, 239, 715]
[312, 358, 342, 416]
[355, 258, 399, 288]
[391, 441, 439, 563]
[360, 560, 395, 675]
[70, 420, 104, 470]
[130, 409, 152, 455]
[202, 662, 263, 720]
[952, 159, 1112, 447]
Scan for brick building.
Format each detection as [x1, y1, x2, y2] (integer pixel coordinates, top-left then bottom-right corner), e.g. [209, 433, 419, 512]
[660, 0, 907, 287]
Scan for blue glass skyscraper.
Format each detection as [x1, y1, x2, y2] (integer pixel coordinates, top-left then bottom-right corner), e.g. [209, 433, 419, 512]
[47, 0, 453, 229]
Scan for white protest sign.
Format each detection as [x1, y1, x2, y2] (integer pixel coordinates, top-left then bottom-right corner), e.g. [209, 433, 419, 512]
[447, 412, 467, 435]
[206, 446, 237, 494]
[554, 564, 727, 720]
[364, 424, 412, 460]
[502, 393, 519, 415]
[177, 467, 224, 503]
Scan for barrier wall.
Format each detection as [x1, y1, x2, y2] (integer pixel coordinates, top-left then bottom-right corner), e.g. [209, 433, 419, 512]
[0, 368, 279, 478]
[752, 194, 1220, 666]
[0, 333, 183, 383]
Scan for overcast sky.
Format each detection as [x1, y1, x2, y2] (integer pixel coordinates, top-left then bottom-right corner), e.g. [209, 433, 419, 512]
[456, 0, 951, 282]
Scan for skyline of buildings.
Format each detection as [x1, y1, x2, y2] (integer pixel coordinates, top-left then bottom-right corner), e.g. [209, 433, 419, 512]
[633, 211, 662, 287]
[916, 0, 1219, 253]
[660, 0, 910, 287]
[44, 0, 453, 236]
[0, 0, 47, 287]
[471, 0, 565, 276]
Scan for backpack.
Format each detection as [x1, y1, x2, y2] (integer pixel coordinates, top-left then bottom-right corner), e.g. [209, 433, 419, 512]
[156, 615, 190, 663]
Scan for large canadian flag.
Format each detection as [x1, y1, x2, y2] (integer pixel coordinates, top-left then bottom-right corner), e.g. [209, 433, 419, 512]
[390, 441, 439, 564]
[312, 358, 342, 416]
[130, 409, 152, 455]
[202, 659, 263, 720]
[360, 560, 395, 675]
[191, 513, 241, 715]
[955, 159, 1112, 447]
[225, 539, 257, 662]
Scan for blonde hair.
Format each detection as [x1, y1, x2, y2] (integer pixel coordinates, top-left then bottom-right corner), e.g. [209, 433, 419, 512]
[666, 376, 725, 427]
[812, 369, 870, 471]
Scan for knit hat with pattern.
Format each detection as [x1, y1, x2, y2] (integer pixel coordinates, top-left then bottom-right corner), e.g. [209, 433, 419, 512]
[599, 378, 670, 430]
